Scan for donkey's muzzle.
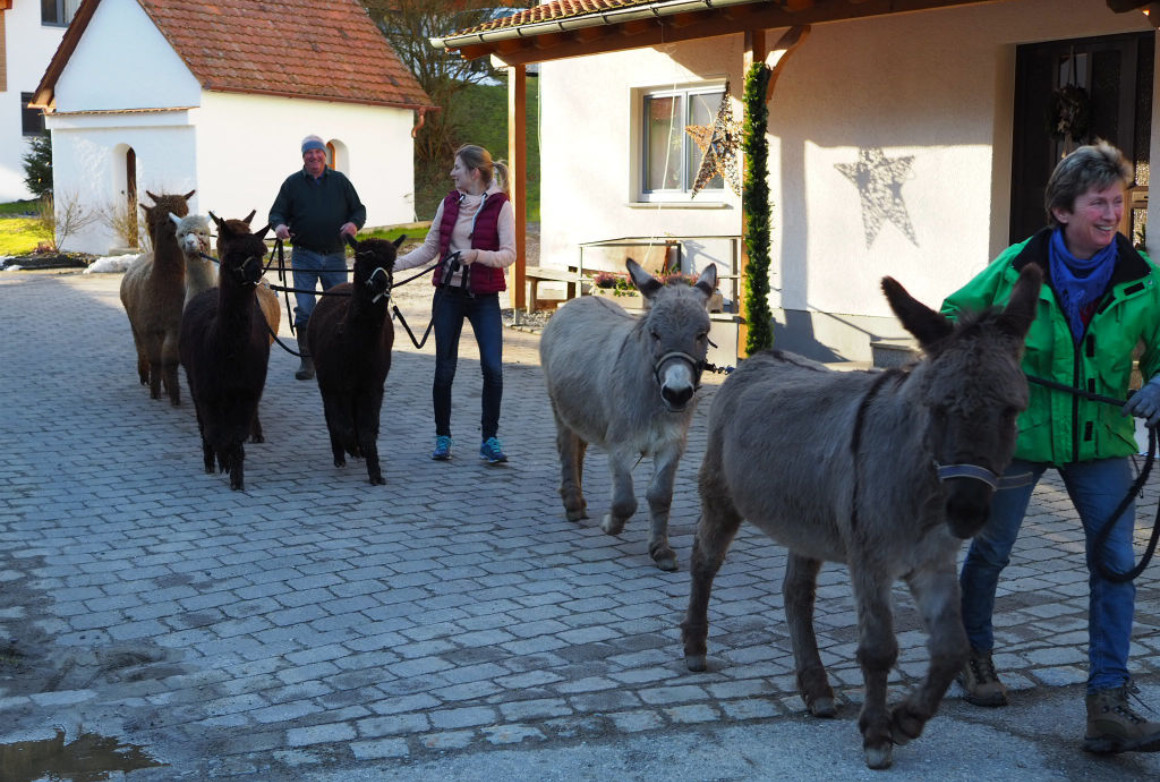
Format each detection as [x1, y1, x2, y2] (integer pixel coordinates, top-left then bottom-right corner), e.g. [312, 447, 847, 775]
[943, 481, 995, 539]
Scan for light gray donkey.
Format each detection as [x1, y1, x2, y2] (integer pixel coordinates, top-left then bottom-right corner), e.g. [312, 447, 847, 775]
[682, 266, 1042, 769]
[540, 259, 718, 571]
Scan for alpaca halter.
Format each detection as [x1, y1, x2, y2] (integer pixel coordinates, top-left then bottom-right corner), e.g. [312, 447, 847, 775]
[365, 267, 391, 303]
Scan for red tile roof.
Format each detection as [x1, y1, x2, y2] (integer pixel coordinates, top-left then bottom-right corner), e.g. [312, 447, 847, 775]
[35, 0, 432, 110]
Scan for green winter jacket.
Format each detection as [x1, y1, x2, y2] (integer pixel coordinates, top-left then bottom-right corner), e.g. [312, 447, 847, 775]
[941, 228, 1160, 466]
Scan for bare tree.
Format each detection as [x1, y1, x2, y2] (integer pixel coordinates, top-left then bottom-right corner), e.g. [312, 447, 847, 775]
[360, 1, 530, 212]
[38, 192, 98, 252]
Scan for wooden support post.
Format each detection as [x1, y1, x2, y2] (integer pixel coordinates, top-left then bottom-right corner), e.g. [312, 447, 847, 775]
[508, 65, 528, 311]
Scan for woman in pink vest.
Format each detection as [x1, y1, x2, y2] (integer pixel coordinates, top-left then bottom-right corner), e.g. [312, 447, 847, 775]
[394, 145, 516, 463]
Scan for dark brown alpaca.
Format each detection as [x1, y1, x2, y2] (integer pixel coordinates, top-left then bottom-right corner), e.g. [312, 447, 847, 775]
[307, 236, 403, 485]
[208, 211, 281, 345]
[119, 190, 195, 405]
[179, 222, 272, 490]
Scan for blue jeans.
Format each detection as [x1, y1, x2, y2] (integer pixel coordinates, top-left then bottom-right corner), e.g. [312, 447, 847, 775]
[292, 247, 348, 329]
[959, 458, 1137, 692]
[431, 288, 503, 440]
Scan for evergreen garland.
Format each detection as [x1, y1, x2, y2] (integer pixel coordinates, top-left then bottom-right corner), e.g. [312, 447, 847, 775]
[742, 63, 773, 354]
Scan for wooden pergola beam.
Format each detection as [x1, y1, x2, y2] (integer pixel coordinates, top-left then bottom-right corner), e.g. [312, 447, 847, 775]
[472, 0, 993, 68]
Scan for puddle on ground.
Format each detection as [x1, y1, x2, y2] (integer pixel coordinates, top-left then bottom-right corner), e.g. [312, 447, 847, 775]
[0, 729, 165, 781]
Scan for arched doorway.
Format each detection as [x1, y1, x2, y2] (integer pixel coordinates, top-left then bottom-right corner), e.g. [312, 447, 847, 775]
[126, 148, 138, 249]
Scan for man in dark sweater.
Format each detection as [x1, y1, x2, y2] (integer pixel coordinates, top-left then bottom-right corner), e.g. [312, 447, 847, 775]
[269, 134, 366, 380]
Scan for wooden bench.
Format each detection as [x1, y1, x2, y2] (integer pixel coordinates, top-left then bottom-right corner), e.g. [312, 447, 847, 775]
[524, 264, 585, 312]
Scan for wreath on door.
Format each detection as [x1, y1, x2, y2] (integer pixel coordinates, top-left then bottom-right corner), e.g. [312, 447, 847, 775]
[1048, 50, 1091, 144]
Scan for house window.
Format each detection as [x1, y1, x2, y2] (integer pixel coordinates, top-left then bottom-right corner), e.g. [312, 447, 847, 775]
[42, 0, 81, 27]
[21, 93, 45, 137]
[641, 85, 726, 200]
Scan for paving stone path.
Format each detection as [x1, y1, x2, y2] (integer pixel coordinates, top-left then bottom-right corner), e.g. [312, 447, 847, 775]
[0, 268, 1158, 780]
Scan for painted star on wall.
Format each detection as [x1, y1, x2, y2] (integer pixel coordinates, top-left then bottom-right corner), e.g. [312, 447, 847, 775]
[835, 147, 918, 248]
[685, 91, 743, 198]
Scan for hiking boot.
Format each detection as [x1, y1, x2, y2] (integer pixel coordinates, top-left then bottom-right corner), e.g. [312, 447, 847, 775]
[1084, 683, 1160, 753]
[431, 435, 453, 461]
[957, 648, 1008, 707]
[479, 436, 508, 464]
[294, 334, 314, 381]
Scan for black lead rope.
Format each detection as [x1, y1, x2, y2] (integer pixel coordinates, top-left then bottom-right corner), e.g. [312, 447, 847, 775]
[1026, 373, 1160, 583]
[262, 243, 460, 354]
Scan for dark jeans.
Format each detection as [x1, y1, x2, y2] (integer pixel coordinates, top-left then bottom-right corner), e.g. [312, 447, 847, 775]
[431, 288, 503, 440]
[291, 247, 348, 329]
[959, 458, 1136, 693]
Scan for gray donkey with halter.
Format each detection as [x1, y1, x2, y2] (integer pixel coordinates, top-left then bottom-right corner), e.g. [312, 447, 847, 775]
[540, 259, 717, 571]
[682, 266, 1041, 769]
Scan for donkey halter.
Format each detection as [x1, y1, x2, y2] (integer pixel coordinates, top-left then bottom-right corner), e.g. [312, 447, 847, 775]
[653, 350, 705, 389]
[934, 462, 1033, 490]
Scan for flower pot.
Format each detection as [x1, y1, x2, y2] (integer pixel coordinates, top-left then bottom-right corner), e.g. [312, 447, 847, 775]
[590, 287, 645, 309]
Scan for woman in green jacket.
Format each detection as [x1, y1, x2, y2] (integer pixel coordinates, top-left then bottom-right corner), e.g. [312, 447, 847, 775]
[943, 142, 1160, 754]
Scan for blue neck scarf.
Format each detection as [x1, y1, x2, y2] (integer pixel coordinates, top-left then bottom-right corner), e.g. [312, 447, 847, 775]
[1048, 226, 1117, 342]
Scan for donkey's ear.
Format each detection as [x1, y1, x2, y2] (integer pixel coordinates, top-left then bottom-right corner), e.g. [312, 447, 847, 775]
[255, 224, 271, 242]
[208, 211, 225, 230]
[627, 258, 663, 298]
[882, 276, 954, 348]
[145, 190, 159, 203]
[997, 265, 1043, 340]
[694, 263, 718, 299]
[183, 189, 196, 200]
[242, 209, 256, 225]
[393, 234, 407, 249]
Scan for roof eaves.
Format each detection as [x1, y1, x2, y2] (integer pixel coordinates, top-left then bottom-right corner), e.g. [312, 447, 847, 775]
[210, 85, 438, 112]
[432, 0, 763, 49]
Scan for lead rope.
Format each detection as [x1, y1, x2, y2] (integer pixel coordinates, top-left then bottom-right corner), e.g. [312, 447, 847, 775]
[1026, 373, 1160, 583]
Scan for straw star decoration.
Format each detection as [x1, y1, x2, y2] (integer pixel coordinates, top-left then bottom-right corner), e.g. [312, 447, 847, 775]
[686, 91, 743, 198]
[835, 147, 918, 248]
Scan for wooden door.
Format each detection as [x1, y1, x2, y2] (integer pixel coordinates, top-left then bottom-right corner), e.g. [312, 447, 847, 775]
[1009, 32, 1152, 244]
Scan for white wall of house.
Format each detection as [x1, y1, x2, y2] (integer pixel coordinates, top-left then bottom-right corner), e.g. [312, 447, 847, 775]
[48, 110, 197, 253]
[44, 0, 418, 254]
[194, 92, 417, 235]
[537, 0, 1156, 362]
[0, 2, 69, 201]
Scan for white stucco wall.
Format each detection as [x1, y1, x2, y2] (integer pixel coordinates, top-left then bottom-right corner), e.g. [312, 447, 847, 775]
[54, 0, 201, 111]
[0, 2, 69, 201]
[48, 111, 197, 253]
[194, 92, 417, 235]
[538, 0, 1156, 362]
[43, 0, 417, 254]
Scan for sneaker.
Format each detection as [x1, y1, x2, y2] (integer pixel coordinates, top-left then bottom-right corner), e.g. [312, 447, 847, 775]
[957, 648, 1008, 707]
[1084, 682, 1160, 753]
[479, 436, 508, 464]
[431, 435, 453, 461]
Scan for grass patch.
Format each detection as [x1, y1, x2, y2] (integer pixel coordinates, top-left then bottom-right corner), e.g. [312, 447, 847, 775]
[0, 199, 39, 216]
[359, 222, 430, 250]
[0, 216, 51, 256]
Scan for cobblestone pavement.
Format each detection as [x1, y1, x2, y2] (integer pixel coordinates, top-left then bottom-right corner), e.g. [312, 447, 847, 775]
[1, 269, 1159, 781]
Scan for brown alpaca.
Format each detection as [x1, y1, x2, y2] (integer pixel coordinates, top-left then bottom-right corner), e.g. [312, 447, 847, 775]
[119, 190, 195, 405]
[208, 211, 282, 344]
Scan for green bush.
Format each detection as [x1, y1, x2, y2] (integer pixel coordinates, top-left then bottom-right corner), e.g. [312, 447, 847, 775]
[23, 135, 52, 200]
